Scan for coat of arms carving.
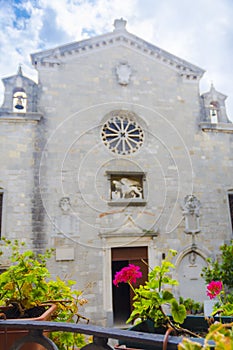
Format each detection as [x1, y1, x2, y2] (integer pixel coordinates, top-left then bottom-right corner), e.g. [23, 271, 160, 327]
[116, 62, 132, 85]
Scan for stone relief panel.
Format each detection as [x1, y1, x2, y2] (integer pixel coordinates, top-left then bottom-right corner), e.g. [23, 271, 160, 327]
[182, 195, 201, 233]
[182, 195, 201, 216]
[110, 174, 144, 200]
[52, 197, 79, 237]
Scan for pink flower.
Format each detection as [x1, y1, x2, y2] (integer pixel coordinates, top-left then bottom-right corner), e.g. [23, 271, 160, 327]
[113, 264, 142, 287]
[206, 280, 223, 299]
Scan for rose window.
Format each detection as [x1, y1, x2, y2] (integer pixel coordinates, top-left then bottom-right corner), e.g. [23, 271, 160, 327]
[101, 113, 144, 155]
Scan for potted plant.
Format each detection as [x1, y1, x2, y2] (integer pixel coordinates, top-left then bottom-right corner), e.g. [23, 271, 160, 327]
[201, 240, 233, 318]
[113, 249, 232, 350]
[178, 297, 203, 315]
[178, 241, 233, 349]
[0, 238, 88, 350]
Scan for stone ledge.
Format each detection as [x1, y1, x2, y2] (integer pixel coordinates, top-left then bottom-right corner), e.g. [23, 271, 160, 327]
[0, 112, 43, 122]
[99, 230, 158, 238]
[108, 199, 147, 206]
[199, 122, 233, 133]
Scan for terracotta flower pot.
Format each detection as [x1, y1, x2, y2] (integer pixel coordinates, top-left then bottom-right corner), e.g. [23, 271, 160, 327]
[0, 304, 56, 350]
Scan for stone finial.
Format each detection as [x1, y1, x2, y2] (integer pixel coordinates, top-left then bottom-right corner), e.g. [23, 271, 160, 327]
[114, 18, 127, 31]
[209, 83, 220, 101]
[17, 64, 23, 76]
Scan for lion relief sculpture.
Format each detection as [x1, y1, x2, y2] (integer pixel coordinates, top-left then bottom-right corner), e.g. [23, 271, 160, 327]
[112, 177, 143, 199]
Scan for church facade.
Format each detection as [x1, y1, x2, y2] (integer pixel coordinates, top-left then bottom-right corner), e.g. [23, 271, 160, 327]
[0, 19, 233, 326]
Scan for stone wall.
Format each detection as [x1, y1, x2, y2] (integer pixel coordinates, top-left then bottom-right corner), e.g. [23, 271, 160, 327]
[0, 21, 232, 325]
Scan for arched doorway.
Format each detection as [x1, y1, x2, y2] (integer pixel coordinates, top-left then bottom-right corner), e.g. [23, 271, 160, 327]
[177, 251, 207, 302]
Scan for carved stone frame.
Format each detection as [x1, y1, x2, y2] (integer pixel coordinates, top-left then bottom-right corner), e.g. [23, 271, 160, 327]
[106, 171, 147, 206]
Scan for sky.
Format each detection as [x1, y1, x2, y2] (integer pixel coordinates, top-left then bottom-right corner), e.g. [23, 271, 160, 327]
[0, 0, 233, 119]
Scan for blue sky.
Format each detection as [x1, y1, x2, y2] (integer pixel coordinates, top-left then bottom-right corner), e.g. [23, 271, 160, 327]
[1, 0, 233, 119]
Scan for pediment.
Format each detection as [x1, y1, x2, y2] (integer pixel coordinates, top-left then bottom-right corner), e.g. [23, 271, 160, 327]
[31, 19, 204, 80]
[99, 215, 158, 238]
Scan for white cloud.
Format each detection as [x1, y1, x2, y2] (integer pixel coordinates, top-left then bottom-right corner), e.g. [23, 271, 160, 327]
[0, 0, 232, 118]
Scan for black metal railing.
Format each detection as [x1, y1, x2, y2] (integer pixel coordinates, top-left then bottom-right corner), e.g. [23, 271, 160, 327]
[0, 319, 208, 350]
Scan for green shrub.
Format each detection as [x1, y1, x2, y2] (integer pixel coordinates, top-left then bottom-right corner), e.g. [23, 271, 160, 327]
[201, 241, 233, 290]
[0, 238, 88, 349]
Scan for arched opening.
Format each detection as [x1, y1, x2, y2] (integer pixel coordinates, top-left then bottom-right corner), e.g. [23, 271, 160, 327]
[176, 250, 207, 302]
[209, 101, 219, 123]
[13, 88, 27, 113]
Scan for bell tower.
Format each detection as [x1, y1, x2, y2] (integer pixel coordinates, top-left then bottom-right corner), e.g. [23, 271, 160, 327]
[200, 83, 230, 123]
[0, 65, 38, 114]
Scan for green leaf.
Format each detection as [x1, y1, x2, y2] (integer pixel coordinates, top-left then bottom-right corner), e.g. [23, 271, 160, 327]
[178, 338, 202, 349]
[171, 299, 186, 324]
[162, 290, 173, 302]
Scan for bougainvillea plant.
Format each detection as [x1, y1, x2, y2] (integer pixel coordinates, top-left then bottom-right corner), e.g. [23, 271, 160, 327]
[113, 250, 188, 332]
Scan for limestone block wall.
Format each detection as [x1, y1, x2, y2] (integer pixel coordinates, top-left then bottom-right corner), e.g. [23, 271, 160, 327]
[0, 119, 39, 244]
[0, 26, 232, 325]
[32, 43, 233, 324]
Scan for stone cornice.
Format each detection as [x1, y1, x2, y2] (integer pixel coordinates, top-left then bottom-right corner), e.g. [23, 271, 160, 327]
[31, 30, 205, 81]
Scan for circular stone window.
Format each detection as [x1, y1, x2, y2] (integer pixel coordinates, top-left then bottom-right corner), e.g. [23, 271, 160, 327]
[101, 112, 144, 155]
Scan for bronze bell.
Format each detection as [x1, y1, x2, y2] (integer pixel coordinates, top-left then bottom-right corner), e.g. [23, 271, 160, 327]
[212, 110, 217, 116]
[15, 96, 24, 110]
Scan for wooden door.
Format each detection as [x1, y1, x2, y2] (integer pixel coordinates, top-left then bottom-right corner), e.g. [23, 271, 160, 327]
[112, 247, 148, 326]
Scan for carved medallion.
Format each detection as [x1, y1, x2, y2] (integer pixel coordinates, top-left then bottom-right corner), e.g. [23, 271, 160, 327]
[59, 197, 71, 213]
[116, 61, 132, 86]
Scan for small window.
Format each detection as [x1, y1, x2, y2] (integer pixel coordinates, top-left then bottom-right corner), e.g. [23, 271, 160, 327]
[108, 173, 146, 206]
[0, 192, 3, 238]
[228, 193, 233, 233]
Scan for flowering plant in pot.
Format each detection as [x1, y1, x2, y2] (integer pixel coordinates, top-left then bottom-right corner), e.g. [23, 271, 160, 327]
[113, 249, 211, 350]
[177, 281, 233, 349]
[178, 242, 233, 349]
[201, 241, 233, 318]
[0, 238, 88, 350]
[205, 280, 233, 317]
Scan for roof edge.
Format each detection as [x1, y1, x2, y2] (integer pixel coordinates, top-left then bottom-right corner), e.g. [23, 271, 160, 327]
[30, 20, 205, 77]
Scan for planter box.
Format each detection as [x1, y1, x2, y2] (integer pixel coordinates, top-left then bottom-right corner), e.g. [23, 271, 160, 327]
[117, 316, 233, 350]
[0, 304, 56, 350]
